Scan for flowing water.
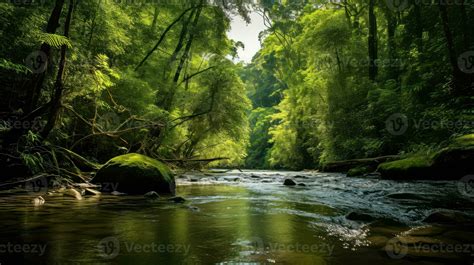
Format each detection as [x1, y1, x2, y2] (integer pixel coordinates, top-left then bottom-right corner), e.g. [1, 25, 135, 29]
[0, 170, 473, 265]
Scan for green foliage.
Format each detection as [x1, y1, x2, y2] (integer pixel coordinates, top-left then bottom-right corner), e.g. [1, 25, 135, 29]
[36, 32, 72, 48]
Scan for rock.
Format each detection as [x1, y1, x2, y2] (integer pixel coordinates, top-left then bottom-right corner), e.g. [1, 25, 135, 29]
[63, 188, 82, 200]
[91, 153, 175, 195]
[250, 175, 261, 179]
[377, 156, 433, 180]
[168, 196, 186, 203]
[283, 179, 297, 186]
[188, 206, 200, 212]
[403, 226, 447, 237]
[84, 188, 101, 196]
[367, 236, 388, 248]
[32, 196, 45, 206]
[378, 134, 474, 180]
[144, 191, 160, 199]
[297, 183, 307, 187]
[347, 166, 373, 177]
[346, 212, 375, 222]
[423, 211, 472, 225]
[190, 177, 199, 182]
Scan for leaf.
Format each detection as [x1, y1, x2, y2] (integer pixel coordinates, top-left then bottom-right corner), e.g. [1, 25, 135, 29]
[36, 32, 73, 48]
[0, 58, 31, 74]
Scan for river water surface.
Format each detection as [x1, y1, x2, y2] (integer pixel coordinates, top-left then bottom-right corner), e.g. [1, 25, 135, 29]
[0, 170, 473, 264]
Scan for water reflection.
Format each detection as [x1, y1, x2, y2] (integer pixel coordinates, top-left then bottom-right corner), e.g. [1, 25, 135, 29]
[0, 171, 472, 264]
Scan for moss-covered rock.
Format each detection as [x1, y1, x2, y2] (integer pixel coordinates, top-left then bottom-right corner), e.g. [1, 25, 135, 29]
[347, 166, 373, 177]
[92, 153, 175, 195]
[377, 156, 434, 179]
[378, 134, 474, 180]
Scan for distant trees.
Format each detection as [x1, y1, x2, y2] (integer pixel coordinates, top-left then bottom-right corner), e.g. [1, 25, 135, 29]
[243, 0, 473, 169]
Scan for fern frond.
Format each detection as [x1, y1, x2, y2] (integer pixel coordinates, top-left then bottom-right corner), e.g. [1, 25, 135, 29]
[0, 58, 31, 73]
[37, 33, 72, 48]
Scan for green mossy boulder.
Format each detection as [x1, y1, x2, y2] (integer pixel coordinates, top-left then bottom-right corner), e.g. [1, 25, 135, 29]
[347, 166, 373, 177]
[378, 134, 474, 180]
[92, 153, 176, 195]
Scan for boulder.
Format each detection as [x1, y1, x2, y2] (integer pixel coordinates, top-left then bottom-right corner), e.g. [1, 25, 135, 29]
[283, 179, 297, 186]
[423, 211, 472, 225]
[347, 166, 373, 177]
[92, 153, 175, 195]
[346, 212, 376, 222]
[378, 134, 474, 180]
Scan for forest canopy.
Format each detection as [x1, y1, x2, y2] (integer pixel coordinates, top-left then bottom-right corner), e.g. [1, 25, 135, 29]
[0, 0, 472, 178]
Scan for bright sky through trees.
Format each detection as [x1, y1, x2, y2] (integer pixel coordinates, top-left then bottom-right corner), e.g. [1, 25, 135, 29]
[228, 11, 266, 63]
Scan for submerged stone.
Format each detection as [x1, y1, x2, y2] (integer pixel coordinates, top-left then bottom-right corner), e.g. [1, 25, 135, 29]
[423, 211, 472, 225]
[168, 196, 186, 203]
[346, 212, 376, 222]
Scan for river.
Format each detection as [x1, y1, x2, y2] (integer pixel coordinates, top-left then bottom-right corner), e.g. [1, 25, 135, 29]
[0, 170, 473, 264]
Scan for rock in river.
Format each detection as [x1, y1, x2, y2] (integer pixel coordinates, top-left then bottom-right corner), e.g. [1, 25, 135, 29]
[144, 191, 160, 199]
[346, 212, 375, 222]
[92, 153, 175, 195]
[423, 210, 472, 225]
[283, 179, 297, 186]
[168, 196, 186, 203]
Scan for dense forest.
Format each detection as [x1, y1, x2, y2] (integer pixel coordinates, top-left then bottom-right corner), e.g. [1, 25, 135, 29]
[0, 1, 474, 264]
[0, 0, 472, 180]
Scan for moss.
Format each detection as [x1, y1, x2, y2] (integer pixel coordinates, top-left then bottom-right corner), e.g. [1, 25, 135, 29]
[450, 134, 474, 148]
[92, 153, 175, 194]
[106, 153, 174, 183]
[377, 156, 433, 180]
[378, 134, 474, 180]
[347, 166, 372, 177]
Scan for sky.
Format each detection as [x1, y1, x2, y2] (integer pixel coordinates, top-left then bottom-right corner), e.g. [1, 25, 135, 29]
[227, 12, 267, 64]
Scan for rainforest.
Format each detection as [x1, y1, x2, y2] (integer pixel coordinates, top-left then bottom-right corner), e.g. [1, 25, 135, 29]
[0, 0, 473, 264]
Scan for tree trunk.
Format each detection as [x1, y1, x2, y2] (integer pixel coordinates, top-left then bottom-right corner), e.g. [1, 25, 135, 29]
[414, 3, 423, 53]
[438, 1, 465, 90]
[385, 10, 399, 83]
[459, 0, 470, 50]
[25, 0, 65, 113]
[41, 0, 74, 139]
[368, 0, 378, 81]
